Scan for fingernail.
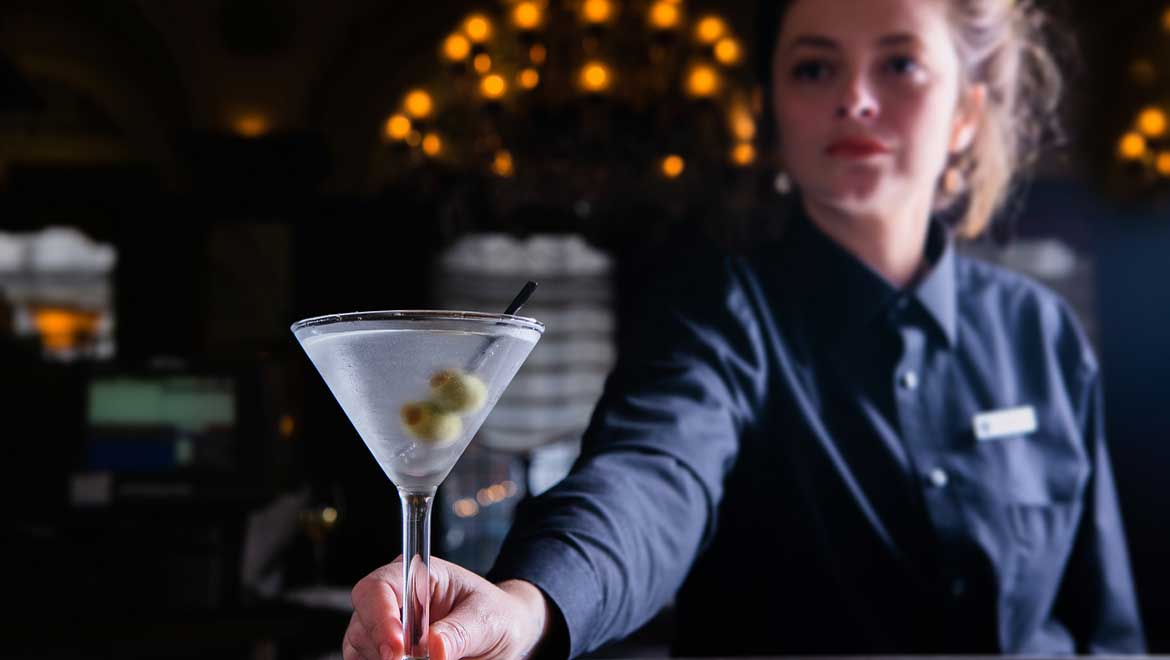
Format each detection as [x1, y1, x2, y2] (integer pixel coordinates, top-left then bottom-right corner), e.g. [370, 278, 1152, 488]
[379, 643, 391, 660]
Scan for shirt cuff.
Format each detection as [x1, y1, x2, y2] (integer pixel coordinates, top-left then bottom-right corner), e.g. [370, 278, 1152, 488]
[487, 535, 603, 660]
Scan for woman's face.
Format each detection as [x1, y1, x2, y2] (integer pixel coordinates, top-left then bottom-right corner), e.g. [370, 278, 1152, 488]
[771, 0, 982, 219]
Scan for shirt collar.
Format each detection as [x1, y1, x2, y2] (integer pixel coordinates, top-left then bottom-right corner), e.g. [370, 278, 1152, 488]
[780, 208, 958, 348]
[912, 219, 958, 347]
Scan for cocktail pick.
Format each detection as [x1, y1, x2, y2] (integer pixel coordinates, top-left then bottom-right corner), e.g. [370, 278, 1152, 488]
[466, 280, 538, 372]
[504, 280, 538, 316]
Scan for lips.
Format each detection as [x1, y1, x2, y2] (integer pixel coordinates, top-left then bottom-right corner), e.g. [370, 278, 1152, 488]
[826, 137, 889, 158]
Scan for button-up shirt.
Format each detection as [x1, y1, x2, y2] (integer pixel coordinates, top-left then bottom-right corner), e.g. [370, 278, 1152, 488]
[488, 211, 1145, 657]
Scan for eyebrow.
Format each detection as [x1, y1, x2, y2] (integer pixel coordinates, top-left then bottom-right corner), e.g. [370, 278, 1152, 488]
[877, 33, 919, 47]
[784, 32, 922, 52]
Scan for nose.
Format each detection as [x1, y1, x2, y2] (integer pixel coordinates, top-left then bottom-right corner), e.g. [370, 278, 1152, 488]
[836, 70, 878, 121]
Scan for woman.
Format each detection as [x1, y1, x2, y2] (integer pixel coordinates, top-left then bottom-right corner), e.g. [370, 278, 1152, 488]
[344, 1, 1145, 658]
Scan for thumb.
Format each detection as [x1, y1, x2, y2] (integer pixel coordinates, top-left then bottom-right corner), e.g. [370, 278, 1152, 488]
[428, 602, 501, 660]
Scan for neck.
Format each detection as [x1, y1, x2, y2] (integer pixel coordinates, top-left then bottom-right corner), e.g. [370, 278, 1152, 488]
[802, 195, 933, 289]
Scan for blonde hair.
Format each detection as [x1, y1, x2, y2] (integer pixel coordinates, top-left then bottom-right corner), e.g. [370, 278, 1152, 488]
[755, 0, 1066, 239]
[940, 0, 1065, 237]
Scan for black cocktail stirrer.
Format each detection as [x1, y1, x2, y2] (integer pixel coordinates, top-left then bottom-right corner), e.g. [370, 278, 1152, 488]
[465, 280, 538, 372]
[504, 280, 538, 317]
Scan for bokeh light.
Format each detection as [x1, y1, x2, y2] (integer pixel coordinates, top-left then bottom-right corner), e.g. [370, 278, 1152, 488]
[464, 14, 493, 43]
[383, 114, 411, 141]
[661, 154, 685, 178]
[404, 90, 433, 119]
[579, 61, 612, 93]
[443, 33, 471, 62]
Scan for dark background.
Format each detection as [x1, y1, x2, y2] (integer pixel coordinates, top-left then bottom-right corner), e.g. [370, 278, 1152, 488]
[1, 1, 1168, 658]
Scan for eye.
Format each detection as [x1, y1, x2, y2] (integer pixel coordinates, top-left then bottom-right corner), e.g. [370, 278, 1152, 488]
[885, 55, 920, 76]
[791, 59, 834, 82]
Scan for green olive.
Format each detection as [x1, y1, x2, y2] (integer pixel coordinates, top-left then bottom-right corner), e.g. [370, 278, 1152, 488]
[400, 401, 463, 445]
[428, 369, 488, 414]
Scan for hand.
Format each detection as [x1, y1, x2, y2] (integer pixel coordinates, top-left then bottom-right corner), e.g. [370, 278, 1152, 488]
[344, 555, 551, 660]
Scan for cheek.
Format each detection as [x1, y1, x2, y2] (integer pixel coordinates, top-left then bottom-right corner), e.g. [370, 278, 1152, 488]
[774, 94, 831, 160]
[885, 88, 956, 174]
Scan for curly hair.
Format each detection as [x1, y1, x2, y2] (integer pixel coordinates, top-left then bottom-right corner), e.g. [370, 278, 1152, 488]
[754, 0, 1066, 238]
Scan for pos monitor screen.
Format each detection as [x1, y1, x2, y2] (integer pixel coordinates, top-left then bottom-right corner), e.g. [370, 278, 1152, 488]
[85, 375, 236, 474]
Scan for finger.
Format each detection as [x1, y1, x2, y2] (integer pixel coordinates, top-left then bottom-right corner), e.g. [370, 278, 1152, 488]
[352, 560, 405, 658]
[429, 597, 506, 660]
[364, 556, 406, 606]
[344, 612, 384, 660]
[426, 556, 472, 620]
[343, 635, 376, 660]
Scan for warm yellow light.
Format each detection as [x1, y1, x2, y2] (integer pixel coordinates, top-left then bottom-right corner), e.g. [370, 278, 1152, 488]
[443, 33, 471, 62]
[729, 107, 755, 141]
[513, 1, 542, 30]
[33, 307, 99, 351]
[685, 63, 721, 98]
[1157, 152, 1170, 176]
[233, 113, 269, 138]
[661, 154, 685, 178]
[694, 15, 727, 44]
[480, 74, 507, 99]
[1163, 7, 1170, 33]
[421, 132, 442, 156]
[404, 90, 433, 119]
[529, 43, 547, 64]
[383, 114, 412, 141]
[464, 14, 493, 43]
[1118, 131, 1146, 160]
[476, 488, 493, 506]
[518, 68, 540, 89]
[648, 2, 680, 29]
[453, 498, 479, 517]
[321, 507, 338, 524]
[714, 37, 742, 65]
[581, 0, 614, 24]
[1138, 107, 1167, 138]
[731, 142, 756, 166]
[492, 149, 515, 177]
[579, 61, 612, 93]
[278, 414, 296, 438]
[474, 53, 493, 74]
[406, 130, 422, 147]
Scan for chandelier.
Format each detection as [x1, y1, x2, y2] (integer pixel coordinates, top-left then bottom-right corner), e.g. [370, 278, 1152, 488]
[371, 0, 765, 230]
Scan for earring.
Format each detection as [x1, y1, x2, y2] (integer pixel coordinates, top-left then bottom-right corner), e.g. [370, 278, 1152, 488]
[774, 171, 792, 195]
[942, 165, 963, 195]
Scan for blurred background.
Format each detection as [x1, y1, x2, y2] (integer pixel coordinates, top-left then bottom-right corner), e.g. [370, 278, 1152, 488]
[1, 0, 1168, 657]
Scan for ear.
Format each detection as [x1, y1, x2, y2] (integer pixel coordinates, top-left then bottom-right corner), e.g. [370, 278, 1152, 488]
[950, 83, 987, 154]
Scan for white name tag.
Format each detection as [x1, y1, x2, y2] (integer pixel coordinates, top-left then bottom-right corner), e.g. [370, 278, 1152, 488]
[972, 405, 1037, 441]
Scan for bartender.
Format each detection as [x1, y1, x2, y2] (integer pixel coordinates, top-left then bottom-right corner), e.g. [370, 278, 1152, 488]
[344, 0, 1145, 658]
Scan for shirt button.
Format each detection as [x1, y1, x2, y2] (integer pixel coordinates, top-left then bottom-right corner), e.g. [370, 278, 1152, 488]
[899, 370, 919, 391]
[928, 467, 949, 488]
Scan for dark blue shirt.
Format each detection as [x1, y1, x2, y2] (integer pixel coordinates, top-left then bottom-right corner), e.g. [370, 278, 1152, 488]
[488, 212, 1145, 656]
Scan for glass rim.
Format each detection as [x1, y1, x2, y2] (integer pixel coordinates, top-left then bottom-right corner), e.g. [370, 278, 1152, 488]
[290, 309, 545, 334]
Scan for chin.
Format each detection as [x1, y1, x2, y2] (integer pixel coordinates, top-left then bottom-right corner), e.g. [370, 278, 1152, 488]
[809, 180, 887, 215]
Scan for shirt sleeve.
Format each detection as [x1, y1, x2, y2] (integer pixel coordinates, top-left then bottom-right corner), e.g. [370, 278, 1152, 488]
[486, 258, 764, 658]
[1055, 367, 1146, 654]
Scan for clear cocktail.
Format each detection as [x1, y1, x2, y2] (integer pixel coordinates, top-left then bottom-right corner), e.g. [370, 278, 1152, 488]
[292, 310, 543, 660]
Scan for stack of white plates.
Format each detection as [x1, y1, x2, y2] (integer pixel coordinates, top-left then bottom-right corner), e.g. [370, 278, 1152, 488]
[434, 234, 616, 452]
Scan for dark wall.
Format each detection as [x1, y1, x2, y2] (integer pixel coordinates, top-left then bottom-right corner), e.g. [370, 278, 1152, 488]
[1097, 207, 1170, 651]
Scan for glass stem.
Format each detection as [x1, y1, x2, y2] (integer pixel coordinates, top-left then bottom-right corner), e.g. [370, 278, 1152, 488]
[399, 488, 434, 660]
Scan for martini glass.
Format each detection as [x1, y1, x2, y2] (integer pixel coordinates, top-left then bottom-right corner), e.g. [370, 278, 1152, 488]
[292, 310, 543, 660]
